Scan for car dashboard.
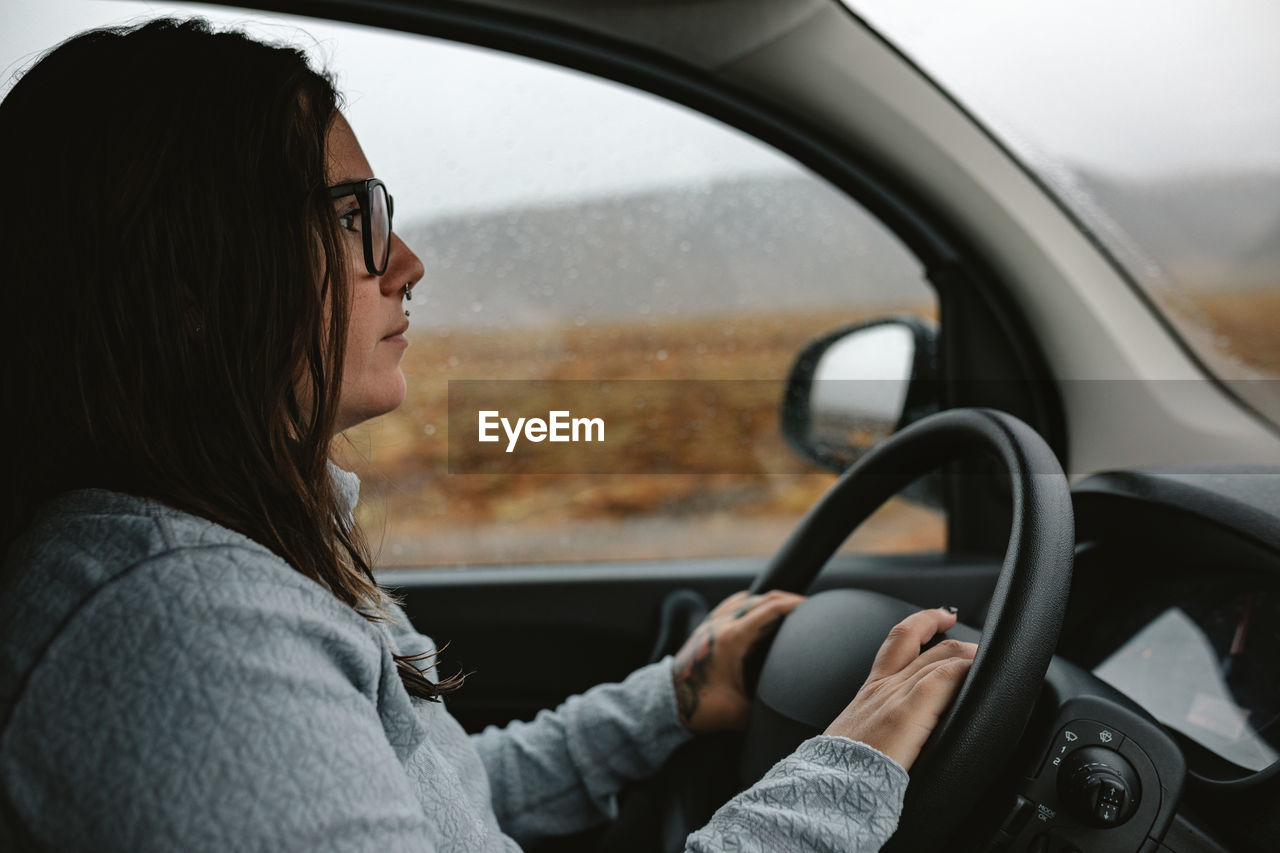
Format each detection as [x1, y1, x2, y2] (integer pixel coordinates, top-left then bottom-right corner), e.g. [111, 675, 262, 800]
[1050, 466, 1280, 852]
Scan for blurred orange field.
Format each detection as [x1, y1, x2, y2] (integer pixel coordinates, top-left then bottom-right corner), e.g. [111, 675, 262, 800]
[1181, 289, 1280, 372]
[340, 307, 945, 567]
[1157, 288, 1280, 423]
[342, 289, 1280, 569]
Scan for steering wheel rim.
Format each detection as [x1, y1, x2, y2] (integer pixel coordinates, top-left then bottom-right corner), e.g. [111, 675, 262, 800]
[745, 407, 1074, 852]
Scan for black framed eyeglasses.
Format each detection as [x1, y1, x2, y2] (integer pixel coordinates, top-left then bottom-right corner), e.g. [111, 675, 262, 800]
[328, 178, 395, 276]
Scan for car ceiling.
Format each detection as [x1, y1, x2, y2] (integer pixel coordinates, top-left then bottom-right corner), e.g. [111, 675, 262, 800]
[242, 0, 831, 70]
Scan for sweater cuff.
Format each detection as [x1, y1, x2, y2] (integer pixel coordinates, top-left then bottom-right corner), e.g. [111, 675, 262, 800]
[810, 735, 910, 787]
[687, 733, 909, 851]
[638, 656, 697, 754]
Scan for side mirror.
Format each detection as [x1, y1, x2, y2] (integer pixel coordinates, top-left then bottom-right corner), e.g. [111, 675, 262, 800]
[781, 316, 940, 473]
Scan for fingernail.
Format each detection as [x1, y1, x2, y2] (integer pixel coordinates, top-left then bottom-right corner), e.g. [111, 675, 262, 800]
[937, 605, 959, 615]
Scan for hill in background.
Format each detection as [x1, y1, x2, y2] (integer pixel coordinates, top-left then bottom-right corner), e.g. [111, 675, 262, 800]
[398, 172, 930, 330]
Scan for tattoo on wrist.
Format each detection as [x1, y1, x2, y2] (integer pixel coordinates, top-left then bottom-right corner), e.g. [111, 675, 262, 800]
[672, 624, 715, 727]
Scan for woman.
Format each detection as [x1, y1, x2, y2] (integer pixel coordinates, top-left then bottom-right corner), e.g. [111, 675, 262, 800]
[0, 19, 976, 852]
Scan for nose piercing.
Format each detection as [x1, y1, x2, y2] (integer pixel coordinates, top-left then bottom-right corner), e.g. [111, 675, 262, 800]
[403, 282, 412, 318]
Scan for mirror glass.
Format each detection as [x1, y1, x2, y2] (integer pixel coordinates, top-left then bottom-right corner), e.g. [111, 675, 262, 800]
[806, 323, 915, 465]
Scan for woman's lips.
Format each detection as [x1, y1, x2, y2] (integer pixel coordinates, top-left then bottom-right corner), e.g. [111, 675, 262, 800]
[382, 320, 410, 344]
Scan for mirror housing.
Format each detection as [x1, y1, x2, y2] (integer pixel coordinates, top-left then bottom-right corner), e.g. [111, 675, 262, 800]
[781, 316, 940, 474]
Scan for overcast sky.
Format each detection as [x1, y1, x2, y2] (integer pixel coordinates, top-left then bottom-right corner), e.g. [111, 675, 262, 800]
[4, 0, 1277, 225]
[852, 0, 1280, 179]
[0, 0, 796, 225]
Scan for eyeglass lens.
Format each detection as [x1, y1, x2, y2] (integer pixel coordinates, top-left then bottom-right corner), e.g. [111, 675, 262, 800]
[370, 183, 390, 274]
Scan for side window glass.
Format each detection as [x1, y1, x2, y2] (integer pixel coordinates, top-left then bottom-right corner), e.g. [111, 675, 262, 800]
[0, 7, 941, 569]
[335, 37, 942, 568]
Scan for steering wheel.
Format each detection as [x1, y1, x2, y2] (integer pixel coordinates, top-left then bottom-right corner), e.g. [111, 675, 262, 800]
[739, 407, 1074, 852]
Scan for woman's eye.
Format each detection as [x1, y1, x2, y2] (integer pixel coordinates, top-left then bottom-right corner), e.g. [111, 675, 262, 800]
[339, 207, 362, 233]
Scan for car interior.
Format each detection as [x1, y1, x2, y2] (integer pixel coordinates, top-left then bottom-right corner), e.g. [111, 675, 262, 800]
[7, 1, 1277, 851]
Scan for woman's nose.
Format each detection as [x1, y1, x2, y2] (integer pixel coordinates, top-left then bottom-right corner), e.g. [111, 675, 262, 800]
[382, 231, 424, 294]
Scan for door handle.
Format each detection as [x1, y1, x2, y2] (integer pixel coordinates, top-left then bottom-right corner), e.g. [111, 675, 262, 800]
[648, 588, 709, 664]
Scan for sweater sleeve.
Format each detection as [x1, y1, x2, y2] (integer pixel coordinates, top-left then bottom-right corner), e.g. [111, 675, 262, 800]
[469, 658, 695, 844]
[686, 736, 909, 852]
[368, 598, 906, 851]
[1, 545, 447, 853]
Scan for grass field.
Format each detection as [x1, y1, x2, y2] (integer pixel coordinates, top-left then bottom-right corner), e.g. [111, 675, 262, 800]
[1154, 288, 1280, 422]
[1178, 289, 1280, 372]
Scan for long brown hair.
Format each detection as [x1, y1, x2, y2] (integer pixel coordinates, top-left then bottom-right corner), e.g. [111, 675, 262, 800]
[0, 19, 460, 701]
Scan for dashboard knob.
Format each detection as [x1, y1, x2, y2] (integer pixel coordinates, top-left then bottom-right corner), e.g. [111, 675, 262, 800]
[1056, 745, 1141, 828]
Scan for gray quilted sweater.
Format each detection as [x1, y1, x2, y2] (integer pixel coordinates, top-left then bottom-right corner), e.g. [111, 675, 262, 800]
[0, 475, 907, 851]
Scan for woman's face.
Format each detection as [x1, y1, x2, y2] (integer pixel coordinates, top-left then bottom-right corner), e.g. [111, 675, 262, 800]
[327, 113, 425, 433]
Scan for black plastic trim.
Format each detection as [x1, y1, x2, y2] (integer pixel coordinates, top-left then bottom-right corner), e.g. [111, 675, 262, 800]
[1075, 466, 1280, 561]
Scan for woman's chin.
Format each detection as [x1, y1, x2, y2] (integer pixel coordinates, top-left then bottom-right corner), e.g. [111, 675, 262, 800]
[336, 375, 408, 433]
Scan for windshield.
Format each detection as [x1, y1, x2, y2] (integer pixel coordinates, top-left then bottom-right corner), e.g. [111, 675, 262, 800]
[847, 0, 1280, 424]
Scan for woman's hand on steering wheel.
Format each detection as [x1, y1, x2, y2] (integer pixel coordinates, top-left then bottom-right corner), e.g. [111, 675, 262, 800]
[824, 607, 976, 772]
[671, 589, 805, 733]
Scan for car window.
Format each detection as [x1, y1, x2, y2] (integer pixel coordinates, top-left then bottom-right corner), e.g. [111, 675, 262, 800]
[341, 38, 943, 568]
[848, 0, 1280, 424]
[4, 1, 943, 569]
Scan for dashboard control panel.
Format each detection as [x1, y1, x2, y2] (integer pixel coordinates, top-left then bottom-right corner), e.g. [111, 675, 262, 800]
[981, 698, 1185, 853]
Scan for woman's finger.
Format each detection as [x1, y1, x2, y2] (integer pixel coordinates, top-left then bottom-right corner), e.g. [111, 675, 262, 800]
[716, 589, 802, 620]
[710, 590, 752, 618]
[894, 637, 977, 683]
[866, 608, 959, 681]
[729, 593, 804, 635]
[905, 656, 974, 712]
